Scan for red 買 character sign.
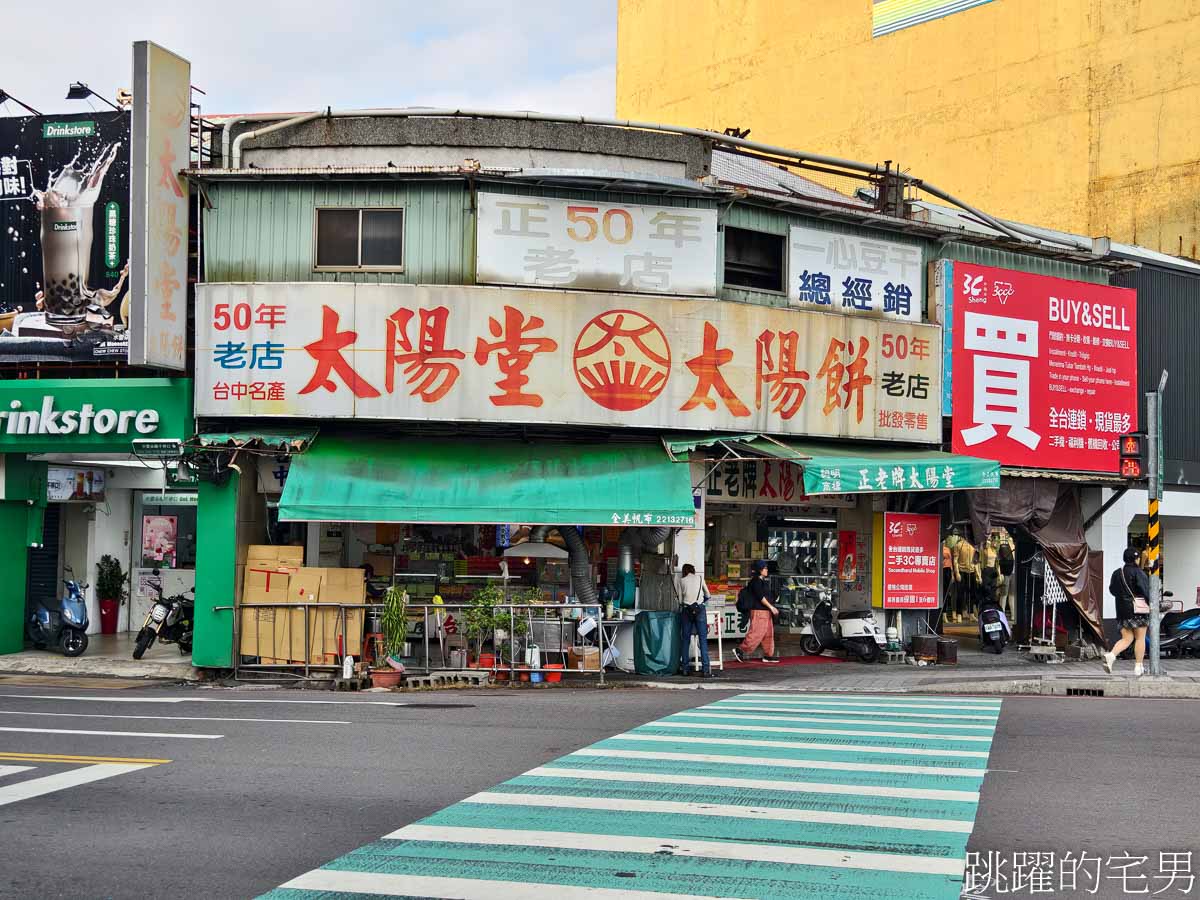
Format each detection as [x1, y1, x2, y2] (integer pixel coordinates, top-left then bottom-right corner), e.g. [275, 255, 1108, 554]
[386, 306, 466, 403]
[299, 305, 380, 398]
[681, 322, 750, 417]
[473, 305, 559, 407]
[816, 335, 873, 423]
[756, 329, 810, 419]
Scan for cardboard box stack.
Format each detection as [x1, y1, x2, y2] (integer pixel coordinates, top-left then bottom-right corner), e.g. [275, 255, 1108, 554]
[238, 545, 366, 666]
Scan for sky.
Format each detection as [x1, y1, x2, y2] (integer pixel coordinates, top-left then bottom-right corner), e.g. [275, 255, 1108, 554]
[0, 0, 617, 118]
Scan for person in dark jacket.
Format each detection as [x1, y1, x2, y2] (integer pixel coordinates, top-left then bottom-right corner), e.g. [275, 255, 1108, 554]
[1104, 547, 1152, 676]
[732, 562, 780, 663]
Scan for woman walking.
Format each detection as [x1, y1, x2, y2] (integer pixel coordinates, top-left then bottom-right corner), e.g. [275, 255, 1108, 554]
[732, 562, 780, 663]
[1104, 547, 1152, 676]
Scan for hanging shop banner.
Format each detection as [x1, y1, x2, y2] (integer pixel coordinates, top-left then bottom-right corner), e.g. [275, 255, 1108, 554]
[476, 192, 719, 297]
[882, 512, 940, 609]
[838, 530, 858, 585]
[788, 225, 923, 321]
[46, 466, 106, 503]
[0, 112, 131, 363]
[129, 40, 191, 371]
[948, 262, 1138, 473]
[702, 459, 857, 507]
[196, 283, 941, 442]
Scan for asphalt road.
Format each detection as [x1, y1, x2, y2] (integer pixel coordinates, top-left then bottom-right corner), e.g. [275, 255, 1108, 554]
[0, 681, 1196, 899]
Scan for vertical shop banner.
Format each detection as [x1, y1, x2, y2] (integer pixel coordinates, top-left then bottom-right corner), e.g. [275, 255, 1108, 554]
[788, 225, 923, 321]
[476, 192, 719, 297]
[130, 40, 190, 370]
[882, 512, 940, 609]
[949, 262, 1138, 473]
[837, 530, 858, 585]
[0, 112, 131, 362]
[196, 283, 942, 441]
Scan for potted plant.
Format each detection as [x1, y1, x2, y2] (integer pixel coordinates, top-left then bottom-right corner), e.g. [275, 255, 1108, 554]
[372, 584, 408, 689]
[95, 555, 128, 636]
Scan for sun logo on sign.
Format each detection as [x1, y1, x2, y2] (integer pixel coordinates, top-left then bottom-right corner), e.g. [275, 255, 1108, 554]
[573, 310, 671, 412]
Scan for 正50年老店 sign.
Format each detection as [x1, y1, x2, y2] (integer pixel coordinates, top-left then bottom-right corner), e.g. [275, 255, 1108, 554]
[196, 283, 941, 442]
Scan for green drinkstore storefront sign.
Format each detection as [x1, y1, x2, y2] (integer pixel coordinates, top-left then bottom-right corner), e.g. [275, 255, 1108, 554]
[0, 379, 193, 656]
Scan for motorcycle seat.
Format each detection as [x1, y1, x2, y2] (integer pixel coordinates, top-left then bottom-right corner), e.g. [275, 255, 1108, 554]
[836, 609, 871, 621]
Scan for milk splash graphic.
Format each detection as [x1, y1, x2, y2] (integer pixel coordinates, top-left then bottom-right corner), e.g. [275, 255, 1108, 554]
[33, 143, 124, 322]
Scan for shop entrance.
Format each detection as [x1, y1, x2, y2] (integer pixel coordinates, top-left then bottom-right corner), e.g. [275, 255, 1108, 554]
[24, 505, 61, 614]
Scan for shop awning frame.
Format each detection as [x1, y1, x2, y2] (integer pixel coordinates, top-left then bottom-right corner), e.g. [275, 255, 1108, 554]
[189, 429, 318, 454]
[278, 436, 697, 526]
[666, 433, 1001, 496]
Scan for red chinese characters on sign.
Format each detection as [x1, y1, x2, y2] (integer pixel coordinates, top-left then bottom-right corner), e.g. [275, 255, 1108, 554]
[300, 306, 380, 399]
[816, 336, 873, 423]
[474, 305, 559, 407]
[756, 330, 810, 419]
[882, 512, 940, 610]
[386, 306, 466, 403]
[950, 263, 1138, 473]
[757, 460, 800, 502]
[681, 322, 750, 417]
[573, 310, 671, 412]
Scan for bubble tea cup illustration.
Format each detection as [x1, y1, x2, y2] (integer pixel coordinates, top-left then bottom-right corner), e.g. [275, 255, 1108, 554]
[34, 143, 120, 324]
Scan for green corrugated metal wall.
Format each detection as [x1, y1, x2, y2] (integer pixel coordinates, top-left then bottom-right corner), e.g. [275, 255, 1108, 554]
[941, 241, 1109, 285]
[203, 181, 474, 284]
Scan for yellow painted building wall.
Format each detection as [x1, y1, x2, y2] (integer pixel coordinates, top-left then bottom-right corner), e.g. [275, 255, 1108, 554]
[617, 0, 1200, 257]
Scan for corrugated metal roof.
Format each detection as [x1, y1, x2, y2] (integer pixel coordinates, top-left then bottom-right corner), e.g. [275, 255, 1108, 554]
[914, 200, 1200, 274]
[711, 151, 871, 208]
[1001, 467, 1126, 485]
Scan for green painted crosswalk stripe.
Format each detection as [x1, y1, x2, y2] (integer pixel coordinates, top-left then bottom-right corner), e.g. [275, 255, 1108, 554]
[262, 692, 1001, 899]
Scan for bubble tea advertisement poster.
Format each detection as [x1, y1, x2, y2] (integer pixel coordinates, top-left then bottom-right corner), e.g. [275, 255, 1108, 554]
[0, 111, 131, 361]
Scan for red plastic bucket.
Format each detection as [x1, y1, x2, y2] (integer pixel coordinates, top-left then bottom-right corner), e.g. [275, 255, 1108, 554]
[544, 663, 564, 683]
[476, 653, 496, 669]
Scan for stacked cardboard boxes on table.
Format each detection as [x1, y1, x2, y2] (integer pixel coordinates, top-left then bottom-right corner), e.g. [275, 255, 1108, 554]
[238, 545, 366, 665]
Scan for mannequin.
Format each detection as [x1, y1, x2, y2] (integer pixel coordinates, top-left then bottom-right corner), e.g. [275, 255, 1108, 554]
[943, 529, 963, 624]
[993, 528, 1017, 619]
[955, 536, 978, 622]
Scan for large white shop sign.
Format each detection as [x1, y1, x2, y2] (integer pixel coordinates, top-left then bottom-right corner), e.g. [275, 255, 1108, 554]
[476, 192, 719, 297]
[788, 225, 923, 322]
[195, 283, 941, 442]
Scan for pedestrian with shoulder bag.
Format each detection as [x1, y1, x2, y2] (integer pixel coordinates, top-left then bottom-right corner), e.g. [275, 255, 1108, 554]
[1104, 547, 1153, 676]
[679, 564, 716, 677]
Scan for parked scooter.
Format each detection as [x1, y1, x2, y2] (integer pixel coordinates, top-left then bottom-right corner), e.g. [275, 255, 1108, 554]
[133, 572, 195, 659]
[798, 598, 887, 663]
[27, 567, 90, 657]
[978, 599, 1011, 653]
[1158, 597, 1200, 658]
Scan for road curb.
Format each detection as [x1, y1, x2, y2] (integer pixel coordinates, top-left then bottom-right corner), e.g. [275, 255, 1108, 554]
[0, 658, 198, 681]
[622, 676, 1200, 698]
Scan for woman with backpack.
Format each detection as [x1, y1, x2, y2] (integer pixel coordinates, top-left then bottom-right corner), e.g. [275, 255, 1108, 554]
[732, 562, 780, 663]
[1104, 547, 1152, 676]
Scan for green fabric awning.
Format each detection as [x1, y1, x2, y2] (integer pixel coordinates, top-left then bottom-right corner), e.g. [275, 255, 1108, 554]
[278, 437, 697, 526]
[750, 439, 1000, 495]
[193, 429, 317, 452]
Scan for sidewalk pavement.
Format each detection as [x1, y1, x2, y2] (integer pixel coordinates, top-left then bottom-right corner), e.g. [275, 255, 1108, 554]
[614, 653, 1200, 698]
[0, 633, 199, 681]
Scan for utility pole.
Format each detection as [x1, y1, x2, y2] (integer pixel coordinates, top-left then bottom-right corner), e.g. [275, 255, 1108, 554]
[1146, 370, 1168, 676]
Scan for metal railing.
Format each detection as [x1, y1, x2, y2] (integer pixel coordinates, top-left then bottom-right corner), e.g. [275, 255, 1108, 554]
[225, 599, 611, 684]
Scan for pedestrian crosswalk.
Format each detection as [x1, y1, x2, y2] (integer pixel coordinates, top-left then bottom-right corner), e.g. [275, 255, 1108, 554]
[263, 692, 1001, 899]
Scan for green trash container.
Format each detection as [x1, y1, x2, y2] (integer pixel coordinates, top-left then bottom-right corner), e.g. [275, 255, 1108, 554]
[634, 610, 681, 676]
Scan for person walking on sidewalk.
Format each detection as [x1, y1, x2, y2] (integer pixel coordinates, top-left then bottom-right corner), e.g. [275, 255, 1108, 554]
[1104, 547, 1152, 676]
[679, 564, 716, 678]
[733, 562, 780, 663]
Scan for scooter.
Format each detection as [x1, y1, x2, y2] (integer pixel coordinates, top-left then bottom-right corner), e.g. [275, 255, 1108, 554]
[27, 567, 90, 657]
[133, 574, 195, 659]
[799, 598, 887, 663]
[978, 599, 1011, 653]
[1159, 601, 1200, 658]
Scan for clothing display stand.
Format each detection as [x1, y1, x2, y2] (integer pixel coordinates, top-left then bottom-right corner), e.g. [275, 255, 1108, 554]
[1026, 552, 1065, 663]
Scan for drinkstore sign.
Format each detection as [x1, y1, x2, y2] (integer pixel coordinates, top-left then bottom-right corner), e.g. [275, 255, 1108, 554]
[196, 283, 942, 441]
[0, 378, 193, 453]
[944, 262, 1138, 473]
